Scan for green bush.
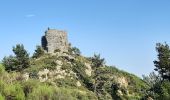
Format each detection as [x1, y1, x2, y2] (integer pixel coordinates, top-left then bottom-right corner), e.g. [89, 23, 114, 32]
[32, 45, 44, 58]
[55, 87, 97, 100]
[29, 70, 39, 79]
[0, 64, 5, 75]
[43, 60, 56, 70]
[3, 83, 25, 100]
[90, 54, 105, 68]
[0, 94, 5, 100]
[28, 84, 55, 100]
[55, 78, 77, 87]
[22, 80, 40, 97]
[71, 47, 81, 56]
[2, 55, 17, 72]
[0, 81, 6, 93]
[156, 81, 170, 100]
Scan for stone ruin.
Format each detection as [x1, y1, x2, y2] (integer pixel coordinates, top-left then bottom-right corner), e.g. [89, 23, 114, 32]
[41, 28, 69, 53]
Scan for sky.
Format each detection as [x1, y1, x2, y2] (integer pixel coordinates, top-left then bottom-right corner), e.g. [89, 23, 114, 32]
[0, 0, 170, 77]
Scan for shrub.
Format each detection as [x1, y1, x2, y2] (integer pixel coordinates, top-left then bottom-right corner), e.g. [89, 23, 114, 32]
[71, 47, 81, 56]
[0, 81, 6, 93]
[2, 56, 17, 72]
[54, 49, 61, 53]
[90, 54, 105, 68]
[29, 70, 39, 79]
[0, 64, 5, 75]
[0, 94, 5, 100]
[22, 80, 40, 97]
[55, 78, 77, 87]
[32, 45, 44, 58]
[155, 81, 170, 100]
[28, 85, 55, 100]
[43, 60, 56, 70]
[3, 83, 25, 100]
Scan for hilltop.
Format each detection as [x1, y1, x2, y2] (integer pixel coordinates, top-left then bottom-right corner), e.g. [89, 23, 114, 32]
[0, 29, 150, 100]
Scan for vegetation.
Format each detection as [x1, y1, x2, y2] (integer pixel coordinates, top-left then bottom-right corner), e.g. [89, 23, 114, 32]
[32, 45, 44, 58]
[2, 44, 30, 72]
[68, 46, 81, 56]
[2, 42, 170, 99]
[142, 43, 170, 100]
[154, 43, 170, 80]
[90, 54, 105, 68]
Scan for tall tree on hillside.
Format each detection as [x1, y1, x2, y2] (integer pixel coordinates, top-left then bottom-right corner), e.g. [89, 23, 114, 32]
[154, 43, 170, 81]
[90, 54, 105, 95]
[2, 44, 30, 72]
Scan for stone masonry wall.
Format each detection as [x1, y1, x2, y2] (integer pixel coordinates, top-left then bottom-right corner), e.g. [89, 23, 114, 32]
[41, 29, 69, 53]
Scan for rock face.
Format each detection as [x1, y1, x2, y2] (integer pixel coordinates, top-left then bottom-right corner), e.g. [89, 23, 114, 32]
[42, 29, 69, 53]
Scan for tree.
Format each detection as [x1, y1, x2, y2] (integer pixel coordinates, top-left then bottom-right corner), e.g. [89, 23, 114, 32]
[154, 43, 170, 80]
[32, 45, 44, 58]
[142, 43, 170, 99]
[68, 47, 81, 56]
[142, 72, 162, 99]
[72, 47, 81, 56]
[2, 44, 30, 72]
[2, 55, 17, 72]
[91, 54, 105, 68]
[90, 54, 105, 96]
[13, 44, 30, 71]
[142, 72, 161, 87]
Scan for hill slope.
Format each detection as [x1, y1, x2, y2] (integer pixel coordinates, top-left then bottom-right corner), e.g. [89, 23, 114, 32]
[0, 48, 149, 100]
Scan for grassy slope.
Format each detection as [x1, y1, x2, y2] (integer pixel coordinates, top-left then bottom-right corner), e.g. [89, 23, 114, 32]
[0, 53, 149, 100]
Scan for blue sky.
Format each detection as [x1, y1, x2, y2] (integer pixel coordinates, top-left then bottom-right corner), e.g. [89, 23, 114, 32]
[0, 0, 170, 77]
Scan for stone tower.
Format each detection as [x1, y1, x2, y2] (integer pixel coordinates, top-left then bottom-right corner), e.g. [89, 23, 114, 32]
[41, 29, 69, 53]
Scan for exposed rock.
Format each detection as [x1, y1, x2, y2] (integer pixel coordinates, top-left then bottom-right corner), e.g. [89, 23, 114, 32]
[76, 81, 82, 87]
[47, 62, 77, 80]
[56, 75, 65, 79]
[70, 70, 77, 78]
[42, 29, 69, 53]
[117, 90, 123, 96]
[56, 60, 63, 66]
[147, 97, 154, 100]
[56, 65, 62, 70]
[23, 73, 29, 81]
[38, 69, 49, 82]
[117, 77, 128, 88]
[85, 63, 92, 76]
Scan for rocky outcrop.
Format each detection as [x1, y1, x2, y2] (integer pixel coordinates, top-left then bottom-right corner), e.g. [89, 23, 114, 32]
[116, 76, 128, 88]
[23, 73, 29, 81]
[76, 81, 82, 87]
[85, 63, 92, 77]
[38, 69, 49, 82]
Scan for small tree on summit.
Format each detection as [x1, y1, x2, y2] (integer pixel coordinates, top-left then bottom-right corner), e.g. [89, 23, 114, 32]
[32, 45, 44, 58]
[2, 44, 30, 72]
[72, 47, 81, 56]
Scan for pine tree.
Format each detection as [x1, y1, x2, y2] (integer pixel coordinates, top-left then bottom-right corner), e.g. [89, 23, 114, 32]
[2, 44, 30, 72]
[154, 43, 170, 80]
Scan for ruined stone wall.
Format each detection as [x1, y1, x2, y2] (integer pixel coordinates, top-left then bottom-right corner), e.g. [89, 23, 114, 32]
[41, 29, 69, 53]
